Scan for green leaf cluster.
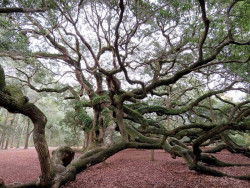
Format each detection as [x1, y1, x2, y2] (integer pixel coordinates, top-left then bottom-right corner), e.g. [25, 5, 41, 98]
[92, 94, 110, 106]
[75, 101, 92, 131]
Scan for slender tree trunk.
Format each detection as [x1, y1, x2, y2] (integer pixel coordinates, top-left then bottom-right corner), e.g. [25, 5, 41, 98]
[10, 129, 17, 148]
[4, 131, 9, 150]
[4, 132, 9, 149]
[0, 136, 5, 149]
[0, 131, 5, 148]
[29, 132, 33, 141]
[0, 111, 9, 149]
[0, 110, 4, 147]
[16, 121, 26, 148]
[5, 114, 16, 149]
[24, 118, 31, 149]
[0, 131, 2, 147]
[4, 132, 9, 150]
[10, 114, 20, 148]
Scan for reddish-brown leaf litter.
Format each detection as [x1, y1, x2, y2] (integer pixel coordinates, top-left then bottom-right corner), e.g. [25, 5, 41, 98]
[0, 148, 40, 184]
[0, 148, 250, 188]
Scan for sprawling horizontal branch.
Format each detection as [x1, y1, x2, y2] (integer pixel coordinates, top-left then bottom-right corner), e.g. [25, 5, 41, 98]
[0, 7, 47, 13]
[0, 0, 47, 14]
[133, 85, 237, 116]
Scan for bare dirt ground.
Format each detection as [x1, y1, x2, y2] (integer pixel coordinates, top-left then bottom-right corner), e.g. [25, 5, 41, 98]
[0, 148, 250, 188]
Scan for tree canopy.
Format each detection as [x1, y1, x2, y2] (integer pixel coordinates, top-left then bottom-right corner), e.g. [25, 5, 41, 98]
[0, 0, 249, 187]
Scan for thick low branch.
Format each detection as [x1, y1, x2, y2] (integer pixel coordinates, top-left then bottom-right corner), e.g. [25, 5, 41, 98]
[0, 65, 52, 186]
[49, 142, 161, 187]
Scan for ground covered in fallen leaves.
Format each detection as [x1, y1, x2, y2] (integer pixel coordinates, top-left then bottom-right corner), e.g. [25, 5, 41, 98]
[0, 148, 249, 188]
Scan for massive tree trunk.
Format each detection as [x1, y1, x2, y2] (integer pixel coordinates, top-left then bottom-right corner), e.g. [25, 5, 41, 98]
[116, 107, 128, 142]
[103, 122, 116, 146]
[88, 128, 97, 149]
[88, 108, 105, 149]
[83, 131, 89, 149]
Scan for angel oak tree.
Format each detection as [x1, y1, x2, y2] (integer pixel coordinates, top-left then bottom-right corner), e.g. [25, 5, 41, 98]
[0, 0, 249, 187]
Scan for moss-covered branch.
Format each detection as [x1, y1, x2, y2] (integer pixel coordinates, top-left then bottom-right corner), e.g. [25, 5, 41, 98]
[136, 85, 237, 116]
[125, 124, 161, 144]
[0, 65, 52, 186]
[203, 144, 227, 153]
